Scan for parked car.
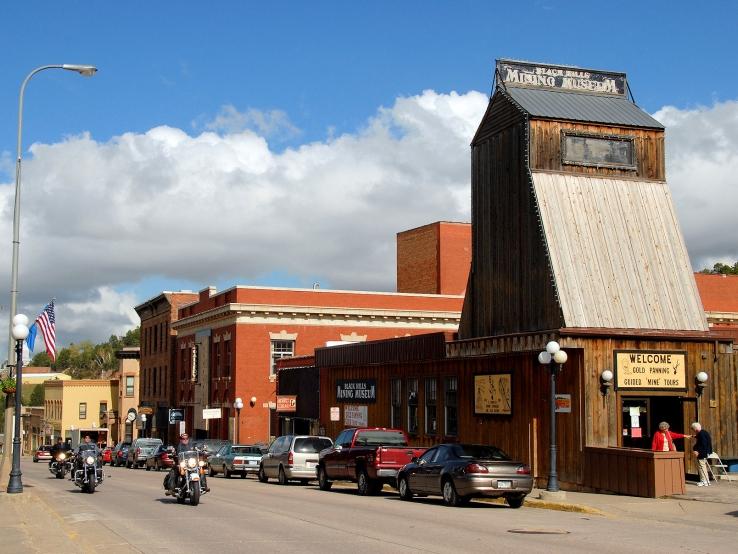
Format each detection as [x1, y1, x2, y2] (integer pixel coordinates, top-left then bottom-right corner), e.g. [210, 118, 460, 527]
[145, 445, 175, 471]
[126, 438, 163, 468]
[111, 442, 131, 467]
[33, 445, 53, 463]
[192, 439, 232, 460]
[317, 428, 426, 495]
[101, 446, 113, 465]
[209, 444, 263, 478]
[259, 435, 334, 485]
[396, 443, 533, 508]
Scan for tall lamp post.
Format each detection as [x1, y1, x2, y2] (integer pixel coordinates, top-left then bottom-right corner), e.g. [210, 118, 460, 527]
[233, 398, 244, 443]
[538, 340, 568, 493]
[7, 314, 29, 494]
[7, 64, 97, 361]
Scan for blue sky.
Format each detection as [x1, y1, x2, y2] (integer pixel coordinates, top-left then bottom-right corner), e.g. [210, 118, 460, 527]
[1, 1, 737, 359]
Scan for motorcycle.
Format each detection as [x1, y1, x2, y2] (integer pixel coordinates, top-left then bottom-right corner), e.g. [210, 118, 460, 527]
[72, 449, 103, 493]
[48, 450, 72, 479]
[169, 448, 208, 506]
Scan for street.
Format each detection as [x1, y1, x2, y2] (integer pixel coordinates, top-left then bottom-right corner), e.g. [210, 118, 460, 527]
[11, 459, 736, 553]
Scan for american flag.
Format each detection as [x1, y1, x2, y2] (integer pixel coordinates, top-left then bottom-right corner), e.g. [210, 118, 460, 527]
[36, 300, 56, 361]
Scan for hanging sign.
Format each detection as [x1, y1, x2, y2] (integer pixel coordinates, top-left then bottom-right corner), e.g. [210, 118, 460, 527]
[276, 395, 297, 412]
[614, 350, 687, 391]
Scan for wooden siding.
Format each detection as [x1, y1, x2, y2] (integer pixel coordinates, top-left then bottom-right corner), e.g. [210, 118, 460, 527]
[529, 120, 665, 180]
[319, 349, 584, 489]
[460, 93, 562, 339]
[533, 172, 708, 331]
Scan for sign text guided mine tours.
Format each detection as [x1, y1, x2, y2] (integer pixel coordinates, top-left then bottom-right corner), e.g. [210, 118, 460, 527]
[615, 350, 687, 390]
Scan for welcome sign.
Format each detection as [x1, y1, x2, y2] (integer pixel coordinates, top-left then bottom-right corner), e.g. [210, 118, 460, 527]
[614, 350, 687, 390]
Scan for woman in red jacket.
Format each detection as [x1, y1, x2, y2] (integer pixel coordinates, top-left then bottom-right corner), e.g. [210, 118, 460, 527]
[652, 421, 691, 451]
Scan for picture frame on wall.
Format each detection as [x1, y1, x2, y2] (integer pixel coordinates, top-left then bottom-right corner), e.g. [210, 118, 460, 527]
[473, 373, 512, 415]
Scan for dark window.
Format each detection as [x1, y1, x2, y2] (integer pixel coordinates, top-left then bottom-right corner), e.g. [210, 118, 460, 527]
[451, 444, 509, 460]
[425, 378, 437, 435]
[79, 402, 87, 419]
[562, 132, 636, 169]
[223, 340, 232, 377]
[407, 379, 418, 435]
[99, 402, 107, 416]
[293, 437, 333, 453]
[390, 379, 402, 428]
[444, 377, 458, 436]
[418, 448, 437, 464]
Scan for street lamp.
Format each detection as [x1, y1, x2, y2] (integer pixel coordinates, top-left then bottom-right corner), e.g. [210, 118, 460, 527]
[140, 414, 147, 438]
[538, 340, 568, 493]
[233, 398, 244, 443]
[6, 64, 97, 361]
[7, 314, 29, 493]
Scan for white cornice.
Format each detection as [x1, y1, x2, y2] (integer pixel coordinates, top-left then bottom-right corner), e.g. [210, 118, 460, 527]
[172, 302, 460, 334]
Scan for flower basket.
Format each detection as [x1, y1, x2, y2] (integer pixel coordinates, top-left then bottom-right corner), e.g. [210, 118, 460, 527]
[1, 376, 16, 394]
[2, 387, 16, 394]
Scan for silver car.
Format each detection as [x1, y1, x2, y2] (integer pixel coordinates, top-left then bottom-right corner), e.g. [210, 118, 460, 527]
[397, 443, 533, 508]
[258, 435, 333, 485]
[209, 444, 263, 478]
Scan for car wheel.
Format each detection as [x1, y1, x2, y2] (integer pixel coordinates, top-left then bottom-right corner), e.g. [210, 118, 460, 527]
[357, 469, 380, 496]
[208, 465, 216, 477]
[240, 473, 246, 479]
[278, 466, 288, 485]
[145, 463, 151, 471]
[33, 457, 38, 463]
[398, 475, 413, 501]
[505, 494, 525, 509]
[126, 461, 132, 468]
[224, 466, 231, 479]
[317, 466, 332, 491]
[258, 465, 268, 483]
[442, 479, 466, 507]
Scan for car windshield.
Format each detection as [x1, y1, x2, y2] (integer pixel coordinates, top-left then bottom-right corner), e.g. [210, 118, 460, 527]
[232, 446, 262, 455]
[138, 440, 162, 446]
[194, 440, 230, 452]
[354, 430, 407, 446]
[452, 444, 510, 460]
[294, 438, 332, 453]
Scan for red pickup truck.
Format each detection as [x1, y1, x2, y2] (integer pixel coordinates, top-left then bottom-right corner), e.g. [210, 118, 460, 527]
[317, 427, 427, 495]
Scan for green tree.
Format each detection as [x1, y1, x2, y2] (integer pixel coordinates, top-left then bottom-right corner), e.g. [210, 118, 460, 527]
[701, 261, 738, 275]
[28, 384, 44, 406]
[30, 351, 53, 367]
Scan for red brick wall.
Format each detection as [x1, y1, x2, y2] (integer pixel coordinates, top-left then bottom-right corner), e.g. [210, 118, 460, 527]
[397, 222, 470, 295]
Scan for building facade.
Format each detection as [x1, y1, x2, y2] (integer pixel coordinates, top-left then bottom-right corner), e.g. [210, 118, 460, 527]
[110, 347, 142, 444]
[44, 379, 117, 445]
[135, 291, 198, 444]
[172, 286, 463, 444]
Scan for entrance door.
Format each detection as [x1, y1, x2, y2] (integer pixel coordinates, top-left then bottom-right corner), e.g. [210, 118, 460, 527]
[621, 396, 686, 450]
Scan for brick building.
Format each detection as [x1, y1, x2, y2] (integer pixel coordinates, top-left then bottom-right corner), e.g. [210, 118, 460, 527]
[134, 291, 198, 443]
[694, 273, 738, 344]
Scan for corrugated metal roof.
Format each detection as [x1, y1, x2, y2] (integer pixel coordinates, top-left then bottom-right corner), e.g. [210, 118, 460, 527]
[532, 172, 707, 331]
[505, 87, 664, 129]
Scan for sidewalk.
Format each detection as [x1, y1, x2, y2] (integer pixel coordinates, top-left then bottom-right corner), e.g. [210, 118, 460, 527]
[521, 478, 738, 518]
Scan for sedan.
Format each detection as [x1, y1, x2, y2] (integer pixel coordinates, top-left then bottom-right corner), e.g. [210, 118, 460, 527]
[145, 445, 175, 471]
[33, 445, 53, 463]
[111, 442, 131, 467]
[209, 444, 263, 478]
[397, 443, 533, 508]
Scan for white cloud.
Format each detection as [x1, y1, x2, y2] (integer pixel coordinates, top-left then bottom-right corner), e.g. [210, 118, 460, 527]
[203, 105, 301, 141]
[654, 101, 738, 270]
[0, 90, 486, 354]
[1, 89, 733, 357]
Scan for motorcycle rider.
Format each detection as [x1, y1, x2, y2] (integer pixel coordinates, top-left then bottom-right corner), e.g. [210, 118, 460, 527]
[165, 433, 209, 495]
[49, 437, 68, 467]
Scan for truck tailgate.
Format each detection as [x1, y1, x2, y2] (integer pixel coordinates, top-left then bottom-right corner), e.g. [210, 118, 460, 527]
[378, 446, 427, 467]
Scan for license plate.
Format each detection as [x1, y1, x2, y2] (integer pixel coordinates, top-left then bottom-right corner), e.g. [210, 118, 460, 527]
[306, 462, 315, 468]
[248, 460, 257, 465]
[497, 480, 512, 489]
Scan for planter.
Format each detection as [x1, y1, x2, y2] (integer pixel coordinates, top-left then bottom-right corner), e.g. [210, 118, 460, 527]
[2, 387, 16, 394]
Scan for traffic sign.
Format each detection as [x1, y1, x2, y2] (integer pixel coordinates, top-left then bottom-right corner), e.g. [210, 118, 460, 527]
[169, 408, 184, 424]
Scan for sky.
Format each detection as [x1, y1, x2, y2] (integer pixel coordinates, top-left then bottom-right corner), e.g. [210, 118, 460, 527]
[1, 1, 737, 362]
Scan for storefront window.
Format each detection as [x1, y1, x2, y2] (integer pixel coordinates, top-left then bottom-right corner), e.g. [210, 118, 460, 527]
[390, 379, 402, 428]
[407, 379, 418, 435]
[425, 379, 437, 435]
[445, 377, 458, 436]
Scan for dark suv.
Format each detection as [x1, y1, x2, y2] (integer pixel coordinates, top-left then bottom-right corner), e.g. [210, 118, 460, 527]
[111, 442, 131, 467]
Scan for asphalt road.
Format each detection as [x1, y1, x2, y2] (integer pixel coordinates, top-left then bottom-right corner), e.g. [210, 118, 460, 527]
[19, 460, 736, 553]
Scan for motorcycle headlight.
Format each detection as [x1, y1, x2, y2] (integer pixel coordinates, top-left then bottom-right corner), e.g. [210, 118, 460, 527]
[179, 460, 186, 468]
[186, 457, 197, 469]
[85, 456, 95, 465]
[58, 453, 66, 460]
[198, 460, 206, 467]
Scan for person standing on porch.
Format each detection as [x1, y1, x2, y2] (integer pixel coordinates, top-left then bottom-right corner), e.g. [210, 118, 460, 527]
[651, 421, 691, 451]
[691, 422, 713, 486]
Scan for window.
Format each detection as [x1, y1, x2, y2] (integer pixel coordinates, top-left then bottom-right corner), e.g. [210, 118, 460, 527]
[79, 402, 87, 420]
[445, 377, 458, 437]
[223, 340, 232, 377]
[390, 379, 402, 428]
[418, 447, 437, 464]
[407, 378, 418, 435]
[270, 340, 294, 376]
[125, 376, 135, 397]
[425, 378, 437, 435]
[562, 131, 636, 170]
[99, 402, 107, 416]
[152, 367, 157, 396]
[336, 429, 354, 448]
